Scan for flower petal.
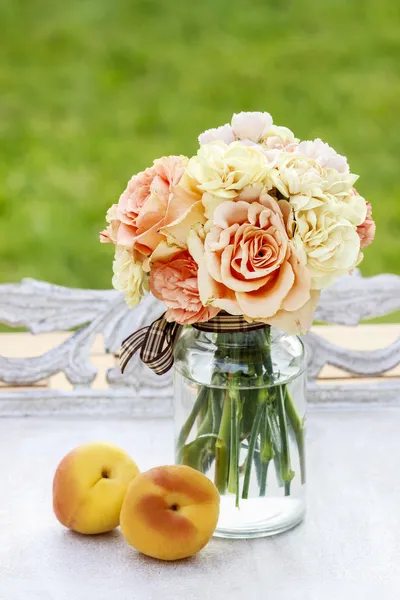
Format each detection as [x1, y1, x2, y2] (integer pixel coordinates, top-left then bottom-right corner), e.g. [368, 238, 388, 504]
[220, 245, 271, 291]
[236, 261, 295, 318]
[160, 201, 206, 248]
[282, 254, 311, 311]
[265, 290, 321, 334]
[149, 241, 183, 265]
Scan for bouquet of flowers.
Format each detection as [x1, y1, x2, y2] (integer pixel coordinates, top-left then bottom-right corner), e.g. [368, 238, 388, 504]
[100, 111, 375, 503]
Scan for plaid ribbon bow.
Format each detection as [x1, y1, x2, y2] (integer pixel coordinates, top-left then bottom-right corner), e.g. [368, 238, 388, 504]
[120, 312, 266, 376]
[120, 314, 182, 375]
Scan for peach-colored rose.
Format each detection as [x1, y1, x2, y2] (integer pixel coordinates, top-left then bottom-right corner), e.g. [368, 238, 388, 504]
[357, 201, 375, 248]
[149, 252, 220, 325]
[263, 289, 320, 334]
[100, 156, 200, 257]
[191, 193, 313, 327]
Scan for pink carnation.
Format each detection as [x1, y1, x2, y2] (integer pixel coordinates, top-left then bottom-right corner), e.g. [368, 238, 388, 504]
[357, 201, 376, 248]
[149, 252, 220, 325]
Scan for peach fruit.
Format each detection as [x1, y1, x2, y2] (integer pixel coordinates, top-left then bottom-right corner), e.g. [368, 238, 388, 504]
[53, 441, 139, 534]
[120, 465, 220, 560]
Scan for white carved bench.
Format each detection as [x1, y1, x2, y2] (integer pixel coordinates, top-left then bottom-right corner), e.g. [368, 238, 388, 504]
[0, 271, 399, 416]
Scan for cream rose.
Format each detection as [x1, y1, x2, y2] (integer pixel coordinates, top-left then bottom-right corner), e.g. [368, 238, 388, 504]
[189, 193, 312, 326]
[186, 141, 271, 200]
[112, 246, 149, 308]
[292, 205, 362, 289]
[262, 125, 298, 151]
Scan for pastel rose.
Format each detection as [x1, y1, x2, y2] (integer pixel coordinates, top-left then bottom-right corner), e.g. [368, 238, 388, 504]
[201, 182, 264, 222]
[159, 199, 206, 249]
[231, 111, 273, 142]
[150, 252, 220, 325]
[357, 201, 376, 248]
[107, 156, 201, 257]
[198, 124, 235, 146]
[195, 194, 312, 323]
[186, 141, 271, 201]
[262, 125, 298, 151]
[143, 240, 184, 272]
[260, 290, 321, 335]
[112, 246, 149, 308]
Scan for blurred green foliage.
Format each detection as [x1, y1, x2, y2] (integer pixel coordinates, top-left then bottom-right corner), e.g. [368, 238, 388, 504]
[0, 0, 399, 291]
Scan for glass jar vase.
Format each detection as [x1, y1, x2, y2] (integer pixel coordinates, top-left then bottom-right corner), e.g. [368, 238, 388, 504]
[173, 325, 306, 539]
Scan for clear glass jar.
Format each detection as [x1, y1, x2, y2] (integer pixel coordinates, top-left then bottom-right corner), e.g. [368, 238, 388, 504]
[173, 326, 306, 539]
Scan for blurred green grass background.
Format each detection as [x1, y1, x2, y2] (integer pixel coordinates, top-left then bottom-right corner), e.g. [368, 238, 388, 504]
[1, 0, 399, 292]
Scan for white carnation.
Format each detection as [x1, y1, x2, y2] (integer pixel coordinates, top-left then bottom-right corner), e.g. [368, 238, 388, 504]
[112, 246, 149, 308]
[296, 139, 349, 174]
[231, 111, 273, 142]
[272, 153, 325, 209]
[198, 124, 235, 146]
[293, 205, 361, 289]
[272, 152, 366, 226]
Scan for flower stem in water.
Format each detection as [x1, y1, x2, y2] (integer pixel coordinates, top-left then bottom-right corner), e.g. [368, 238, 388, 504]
[242, 399, 264, 499]
[227, 387, 241, 505]
[215, 383, 232, 494]
[276, 385, 295, 496]
[176, 385, 209, 463]
[285, 388, 306, 484]
[259, 403, 274, 496]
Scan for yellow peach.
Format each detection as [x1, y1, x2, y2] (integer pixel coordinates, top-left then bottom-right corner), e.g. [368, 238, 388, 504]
[53, 441, 139, 534]
[120, 465, 220, 561]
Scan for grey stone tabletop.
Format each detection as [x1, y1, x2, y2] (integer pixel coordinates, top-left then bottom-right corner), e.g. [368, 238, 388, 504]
[1, 407, 399, 600]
